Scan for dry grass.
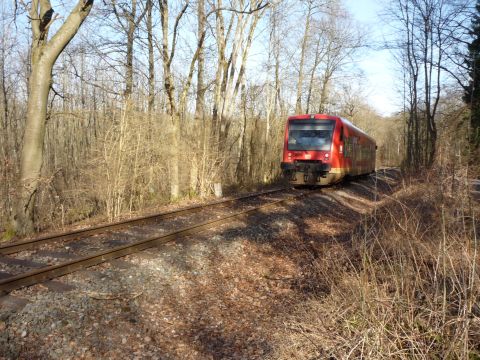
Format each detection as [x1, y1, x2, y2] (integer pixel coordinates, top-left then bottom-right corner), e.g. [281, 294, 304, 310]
[271, 179, 480, 359]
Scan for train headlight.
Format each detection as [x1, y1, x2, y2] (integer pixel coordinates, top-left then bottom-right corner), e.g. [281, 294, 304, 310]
[324, 153, 330, 159]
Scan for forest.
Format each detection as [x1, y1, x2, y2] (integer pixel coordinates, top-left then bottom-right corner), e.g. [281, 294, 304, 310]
[0, 1, 479, 358]
[0, 0, 477, 235]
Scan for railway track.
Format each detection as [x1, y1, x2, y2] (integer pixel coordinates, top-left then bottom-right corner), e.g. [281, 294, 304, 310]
[0, 186, 312, 294]
[0, 168, 404, 295]
[0, 187, 288, 255]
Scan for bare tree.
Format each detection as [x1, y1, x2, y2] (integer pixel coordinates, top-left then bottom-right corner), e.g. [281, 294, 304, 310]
[211, 0, 266, 150]
[295, 0, 314, 114]
[389, 0, 472, 168]
[0, 5, 15, 221]
[13, 0, 94, 234]
[146, 0, 155, 113]
[317, 9, 363, 113]
[195, 0, 206, 120]
[109, 0, 147, 98]
[158, 0, 209, 198]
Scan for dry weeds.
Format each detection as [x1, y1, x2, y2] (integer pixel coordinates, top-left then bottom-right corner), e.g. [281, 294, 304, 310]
[270, 179, 480, 359]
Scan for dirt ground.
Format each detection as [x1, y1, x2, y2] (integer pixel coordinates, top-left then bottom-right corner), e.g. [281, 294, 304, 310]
[0, 173, 400, 359]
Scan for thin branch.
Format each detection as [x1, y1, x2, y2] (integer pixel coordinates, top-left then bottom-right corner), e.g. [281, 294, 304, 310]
[111, 0, 129, 34]
[169, 0, 189, 67]
[205, 1, 269, 18]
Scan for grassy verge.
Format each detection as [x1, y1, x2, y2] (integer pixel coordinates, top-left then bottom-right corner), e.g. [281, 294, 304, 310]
[271, 178, 480, 359]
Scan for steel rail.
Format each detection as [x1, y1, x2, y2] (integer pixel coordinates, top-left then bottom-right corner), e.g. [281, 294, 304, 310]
[0, 189, 312, 294]
[0, 187, 288, 255]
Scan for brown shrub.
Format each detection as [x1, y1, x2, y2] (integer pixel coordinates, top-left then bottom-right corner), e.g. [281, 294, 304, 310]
[270, 180, 480, 359]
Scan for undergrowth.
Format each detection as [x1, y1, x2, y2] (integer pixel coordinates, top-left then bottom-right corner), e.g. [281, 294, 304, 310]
[271, 177, 480, 359]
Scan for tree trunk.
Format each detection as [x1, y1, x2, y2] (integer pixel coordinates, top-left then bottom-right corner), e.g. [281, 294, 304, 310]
[13, 0, 94, 235]
[211, 0, 229, 142]
[295, 0, 313, 115]
[14, 64, 51, 233]
[159, 0, 179, 199]
[306, 36, 323, 114]
[318, 74, 330, 113]
[147, 0, 155, 114]
[195, 0, 205, 120]
[125, 0, 136, 98]
[235, 83, 248, 182]
[158, 0, 189, 200]
[170, 114, 180, 199]
[0, 40, 10, 218]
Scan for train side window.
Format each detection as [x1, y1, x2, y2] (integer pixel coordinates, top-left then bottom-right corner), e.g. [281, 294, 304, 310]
[339, 127, 344, 141]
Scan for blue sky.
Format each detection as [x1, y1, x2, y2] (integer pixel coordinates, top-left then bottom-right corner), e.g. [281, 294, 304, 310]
[345, 0, 399, 116]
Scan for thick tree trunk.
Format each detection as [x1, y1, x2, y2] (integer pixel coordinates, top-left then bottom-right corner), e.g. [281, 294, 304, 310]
[13, 62, 52, 233]
[13, 0, 94, 235]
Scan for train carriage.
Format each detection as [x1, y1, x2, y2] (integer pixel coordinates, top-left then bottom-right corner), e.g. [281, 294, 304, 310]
[281, 114, 376, 185]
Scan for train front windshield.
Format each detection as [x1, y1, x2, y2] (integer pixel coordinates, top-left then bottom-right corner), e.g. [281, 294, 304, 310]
[287, 120, 335, 151]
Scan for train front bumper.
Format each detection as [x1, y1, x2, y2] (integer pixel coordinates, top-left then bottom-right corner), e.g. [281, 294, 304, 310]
[281, 161, 331, 184]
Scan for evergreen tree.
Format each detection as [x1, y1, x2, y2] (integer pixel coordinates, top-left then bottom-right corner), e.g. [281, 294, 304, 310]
[465, 0, 480, 150]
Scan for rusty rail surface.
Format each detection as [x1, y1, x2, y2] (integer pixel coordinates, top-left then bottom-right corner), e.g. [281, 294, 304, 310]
[0, 188, 311, 293]
[0, 187, 288, 255]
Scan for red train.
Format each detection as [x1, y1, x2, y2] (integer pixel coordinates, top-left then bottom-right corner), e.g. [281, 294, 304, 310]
[281, 114, 376, 185]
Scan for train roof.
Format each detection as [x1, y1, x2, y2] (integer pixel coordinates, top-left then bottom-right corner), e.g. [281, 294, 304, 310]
[339, 117, 376, 143]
